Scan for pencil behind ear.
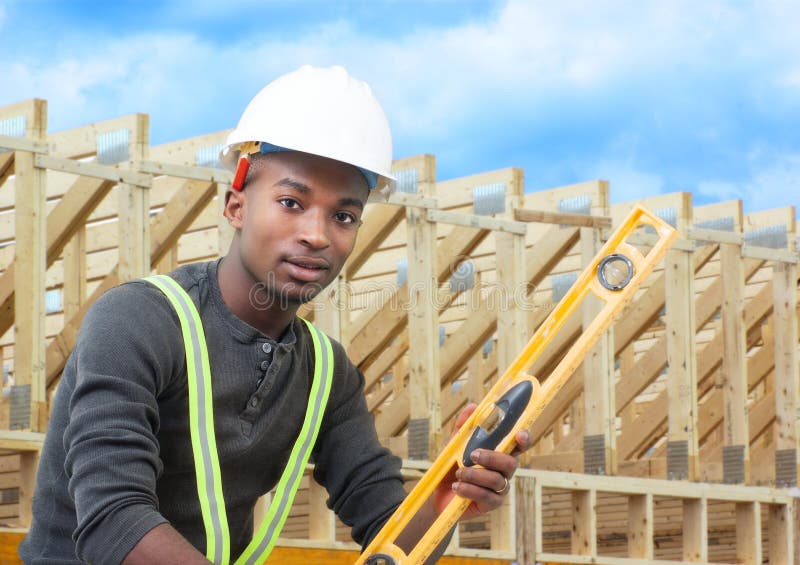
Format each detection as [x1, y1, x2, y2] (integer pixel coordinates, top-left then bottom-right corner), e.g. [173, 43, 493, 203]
[231, 156, 250, 191]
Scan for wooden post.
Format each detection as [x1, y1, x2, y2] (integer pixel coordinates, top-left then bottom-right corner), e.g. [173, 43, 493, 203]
[514, 476, 540, 565]
[404, 155, 440, 460]
[12, 99, 47, 433]
[157, 246, 179, 274]
[582, 182, 616, 475]
[313, 273, 347, 344]
[736, 501, 762, 564]
[627, 493, 653, 559]
[666, 195, 699, 481]
[308, 475, 335, 543]
[494, 169, 527, 375]
[773, 260, 799, 486]
[491, 169, 525, 551]
[571, 489, 596, 556]
[62, 228, 87, 320]
[767, 503, 792, 565]
[619, 343, 637, 429]
[117, 114, 150, 281]
[720, 239, 749, 484]
[683, 497, 707, 562]
[19, 451, 40, 527]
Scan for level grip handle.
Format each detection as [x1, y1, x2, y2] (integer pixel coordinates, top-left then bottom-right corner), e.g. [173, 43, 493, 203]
[462, 380, 534, 467]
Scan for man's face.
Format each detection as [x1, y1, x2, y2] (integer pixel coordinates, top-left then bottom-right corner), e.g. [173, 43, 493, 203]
[226, 151, 368, 305]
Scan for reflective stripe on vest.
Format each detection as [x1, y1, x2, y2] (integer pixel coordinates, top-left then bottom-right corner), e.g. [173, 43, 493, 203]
[145, 275, 335, 564]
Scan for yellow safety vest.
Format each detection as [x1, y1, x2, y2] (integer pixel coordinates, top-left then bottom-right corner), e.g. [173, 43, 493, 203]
[145, 275, 334, 564]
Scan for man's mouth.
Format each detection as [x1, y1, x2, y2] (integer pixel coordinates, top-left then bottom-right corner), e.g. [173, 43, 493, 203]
[283, 257, 330, 282]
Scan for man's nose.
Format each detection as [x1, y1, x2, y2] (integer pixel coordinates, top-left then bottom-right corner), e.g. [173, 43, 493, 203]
[298, 209, 331, 249]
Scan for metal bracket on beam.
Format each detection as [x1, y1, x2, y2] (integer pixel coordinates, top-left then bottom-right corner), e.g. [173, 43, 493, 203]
[0, 134, 49, 154]
[35, 154, 152, 187]
[427, 209, 527, 235]
[139, 160, 232, 184]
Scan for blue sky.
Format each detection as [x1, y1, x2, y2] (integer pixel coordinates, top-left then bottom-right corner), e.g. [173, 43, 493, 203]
[1, 0, 799, 220]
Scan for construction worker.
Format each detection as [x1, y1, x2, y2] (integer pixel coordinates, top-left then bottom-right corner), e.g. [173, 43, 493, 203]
[19, 65, 530, 565]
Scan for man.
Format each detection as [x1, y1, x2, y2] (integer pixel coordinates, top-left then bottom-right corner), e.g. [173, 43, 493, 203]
[20, 65, 529, 564]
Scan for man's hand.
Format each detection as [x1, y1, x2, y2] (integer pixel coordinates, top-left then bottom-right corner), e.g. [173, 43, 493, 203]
[433, 403, 532, 519]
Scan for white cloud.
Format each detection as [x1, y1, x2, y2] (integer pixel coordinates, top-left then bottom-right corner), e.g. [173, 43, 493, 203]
[587, 162, 665, 204]
[696, 151, 800, 215]
[1, 0, 799, 219]
[3, 1, 772, 137]
[2, 2, 796, 134]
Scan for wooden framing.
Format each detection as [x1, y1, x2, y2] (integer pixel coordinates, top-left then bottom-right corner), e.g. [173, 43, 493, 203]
[580, 181, 615, 476]
[404, 155, 441, 460]
[0, 98, 798, 561]
[8, 99, 47, 435]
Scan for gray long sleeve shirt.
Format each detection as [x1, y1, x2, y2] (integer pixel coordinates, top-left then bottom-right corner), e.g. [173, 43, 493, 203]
[19, 259, 406, 564]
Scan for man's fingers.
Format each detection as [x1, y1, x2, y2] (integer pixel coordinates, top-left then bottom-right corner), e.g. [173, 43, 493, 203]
[469, 449, 518, 479]
[452, 466, 510, 514]
[454, 403, 477, 431]
[509, 429, 532, 457]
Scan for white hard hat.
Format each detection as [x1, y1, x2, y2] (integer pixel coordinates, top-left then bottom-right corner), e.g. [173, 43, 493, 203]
[221, 65, 396, 200]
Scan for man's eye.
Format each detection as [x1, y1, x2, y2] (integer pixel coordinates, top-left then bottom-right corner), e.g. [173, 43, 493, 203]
[279, 198, 301, 209]
[335, 212, 358, 224]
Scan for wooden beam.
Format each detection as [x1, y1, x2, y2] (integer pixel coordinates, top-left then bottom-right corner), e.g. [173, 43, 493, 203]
[345, 202, 405, 278]
[772, 260, 799, 486]
[736, 501, 762, 564]
[347, 223, 487, 368]
[12, 98, 47, 433]
[0, 175, 114, 337]
[665, 198, 699, 481]
[138, 160, 231, 184]
[0, 152, 13, 187]
[534, 244, 718, 451]
[35, 155, 151, 187]
[312, 274, 347, 345]
[47, 113, 149, 159]
[45, 180, 217, 389]
[404, 155, 441, 460]
[489, 169, 525, 552]
[308, 477, 335, 543]
[514, 476, 541, 565]
[19, 452, 39, 528]
[695, 335, 774, 447]
[117, 114, 150, 281]
[428, 209, 526, 235]
[683, 497, 707, 562]
[513, 208, 612, 229]
[617, 261, 773, 461]
[0, 431, 45, 451]
[580, 182, 615, 475]
[62, 226, 87, 320]
[767, 503, 793, 565]
[627, 493, 653, 559]
[571, 489, 595, 556]
[720, 242, 749, 483]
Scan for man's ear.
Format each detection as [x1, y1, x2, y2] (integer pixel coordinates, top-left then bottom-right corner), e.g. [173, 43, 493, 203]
[223, 188, 245, 229]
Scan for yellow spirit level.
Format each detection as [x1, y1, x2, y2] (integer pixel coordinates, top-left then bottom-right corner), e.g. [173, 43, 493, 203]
[356, 204, 678, 565]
